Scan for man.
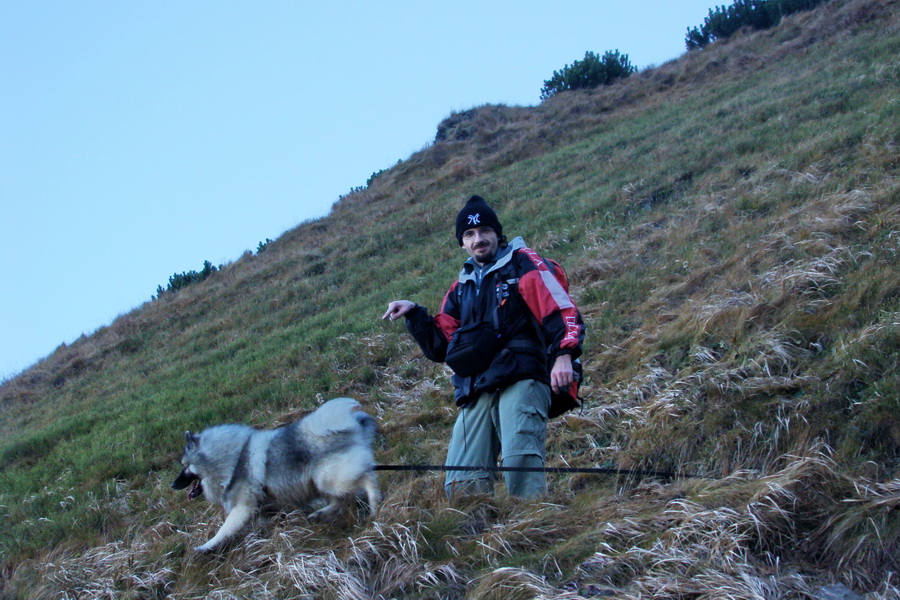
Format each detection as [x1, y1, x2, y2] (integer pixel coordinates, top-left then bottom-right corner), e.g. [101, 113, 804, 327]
[382, 195, 585, 498]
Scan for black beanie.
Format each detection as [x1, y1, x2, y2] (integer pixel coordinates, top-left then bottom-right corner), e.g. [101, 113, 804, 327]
[455, 195, 502, 245]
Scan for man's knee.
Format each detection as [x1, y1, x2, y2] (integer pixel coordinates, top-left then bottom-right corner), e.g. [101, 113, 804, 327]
[502, 454, 547, 498]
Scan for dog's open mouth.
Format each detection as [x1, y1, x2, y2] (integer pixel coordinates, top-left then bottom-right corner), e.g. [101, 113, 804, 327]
[188, 478, 203, 500]
[171, 468, 203, 500]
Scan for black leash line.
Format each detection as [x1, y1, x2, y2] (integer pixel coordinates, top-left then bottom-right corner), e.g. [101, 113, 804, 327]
[375, 464, 708, 480]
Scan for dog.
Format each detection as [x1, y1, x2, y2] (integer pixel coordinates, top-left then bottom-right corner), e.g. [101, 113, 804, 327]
[171, 397, 381, 552]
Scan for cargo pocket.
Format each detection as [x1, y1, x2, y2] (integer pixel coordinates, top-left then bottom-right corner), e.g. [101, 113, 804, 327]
[516, 404, 546, 437]
[506, 387, 548, 458]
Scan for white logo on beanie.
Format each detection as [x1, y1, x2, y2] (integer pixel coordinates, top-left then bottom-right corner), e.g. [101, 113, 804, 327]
[467, 213, 481, 226]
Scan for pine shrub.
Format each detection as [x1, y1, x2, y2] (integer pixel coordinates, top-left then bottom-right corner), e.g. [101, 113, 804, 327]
[155, 259, 219, 297]
[540, 50, 636, 101]
[686, 0, 830, 49]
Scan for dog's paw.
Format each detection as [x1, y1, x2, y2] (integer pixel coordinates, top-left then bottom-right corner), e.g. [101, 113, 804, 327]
[308, 507, 339, 522]
[193, 543, 216, 553]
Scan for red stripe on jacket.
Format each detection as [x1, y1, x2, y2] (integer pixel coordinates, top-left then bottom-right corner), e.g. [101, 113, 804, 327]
[434, 280, 460, 342]
[517, 249, 582, 352]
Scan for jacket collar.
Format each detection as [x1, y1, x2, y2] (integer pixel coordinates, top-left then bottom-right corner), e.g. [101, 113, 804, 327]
[458, 236, 526, 285]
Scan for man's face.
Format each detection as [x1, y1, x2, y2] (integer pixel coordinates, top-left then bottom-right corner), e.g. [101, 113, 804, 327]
[461, 226, 499, 265]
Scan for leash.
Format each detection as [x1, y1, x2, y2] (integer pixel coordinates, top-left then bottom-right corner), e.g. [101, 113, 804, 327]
[375, 464, 708, 480]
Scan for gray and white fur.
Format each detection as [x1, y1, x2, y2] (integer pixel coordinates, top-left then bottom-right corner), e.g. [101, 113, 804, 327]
[171, 397, 381, 552]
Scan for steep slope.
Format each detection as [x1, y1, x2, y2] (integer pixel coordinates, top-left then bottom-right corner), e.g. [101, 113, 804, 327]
[1, 0, 898, 597]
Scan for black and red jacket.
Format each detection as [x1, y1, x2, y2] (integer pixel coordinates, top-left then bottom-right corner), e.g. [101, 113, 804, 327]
[405, 237, 585, 408]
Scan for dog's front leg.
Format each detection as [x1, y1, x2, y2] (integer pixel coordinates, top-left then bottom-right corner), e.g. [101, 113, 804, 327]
[195, 502, 253, 552]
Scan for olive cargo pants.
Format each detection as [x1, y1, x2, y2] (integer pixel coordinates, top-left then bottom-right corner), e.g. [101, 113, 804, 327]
[444, 379, 550, 498]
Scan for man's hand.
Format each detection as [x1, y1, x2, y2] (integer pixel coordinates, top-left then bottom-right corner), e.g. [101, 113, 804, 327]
[550, 353, 574, 394]
[382, 300, 416, 321]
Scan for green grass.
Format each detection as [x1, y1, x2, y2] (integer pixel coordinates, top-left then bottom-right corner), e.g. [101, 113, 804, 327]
[1, 0, 898, 596]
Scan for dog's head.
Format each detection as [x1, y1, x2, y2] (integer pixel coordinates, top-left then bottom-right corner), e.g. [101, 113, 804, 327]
[171, 431, 204, 500]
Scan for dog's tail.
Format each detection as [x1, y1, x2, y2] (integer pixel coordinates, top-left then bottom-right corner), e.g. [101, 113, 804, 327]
[303, 397, 374, 437]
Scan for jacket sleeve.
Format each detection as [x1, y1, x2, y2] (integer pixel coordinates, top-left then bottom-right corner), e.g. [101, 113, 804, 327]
[515, 250, 584, 360]
[404, 282, 461, 363]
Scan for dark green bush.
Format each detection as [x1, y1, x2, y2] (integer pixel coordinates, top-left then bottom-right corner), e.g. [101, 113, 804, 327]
[155, 260, 219, 298]
[540, 50, 636, 101]
[686, 0, 830, 49]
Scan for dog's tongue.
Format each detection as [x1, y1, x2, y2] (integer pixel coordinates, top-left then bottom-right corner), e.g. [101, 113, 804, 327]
[188, 479, 202, 500]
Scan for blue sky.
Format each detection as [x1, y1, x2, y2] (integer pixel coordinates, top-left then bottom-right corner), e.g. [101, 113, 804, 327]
[1, 1, 716, 380]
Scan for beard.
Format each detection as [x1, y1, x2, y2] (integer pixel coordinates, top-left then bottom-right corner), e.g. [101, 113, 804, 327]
[471, 242, 497, 264]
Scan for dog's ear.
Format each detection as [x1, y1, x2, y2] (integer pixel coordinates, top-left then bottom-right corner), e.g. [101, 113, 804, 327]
[185, 431, 200, 448]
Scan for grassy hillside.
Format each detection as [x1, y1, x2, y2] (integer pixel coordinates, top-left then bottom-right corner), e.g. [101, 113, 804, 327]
[2, 0, 898, 597]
